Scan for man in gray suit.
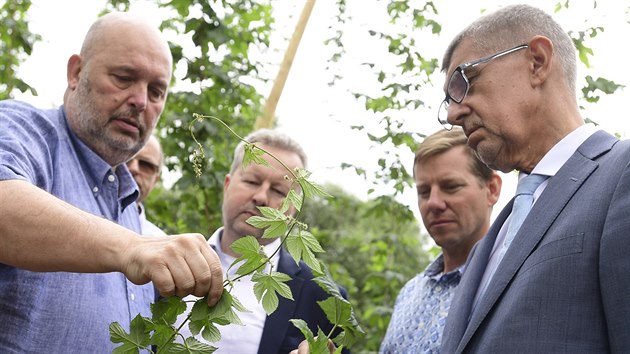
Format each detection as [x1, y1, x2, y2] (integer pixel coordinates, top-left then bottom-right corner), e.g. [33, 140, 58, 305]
[438, 4, 630, 353]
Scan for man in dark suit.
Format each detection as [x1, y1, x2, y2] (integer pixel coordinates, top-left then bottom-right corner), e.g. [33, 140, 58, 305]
[438, 4, 630, 353]
[177, 128, 347, 354]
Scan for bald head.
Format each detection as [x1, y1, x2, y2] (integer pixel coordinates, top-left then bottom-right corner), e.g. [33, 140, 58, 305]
[80, 12, 172, 69]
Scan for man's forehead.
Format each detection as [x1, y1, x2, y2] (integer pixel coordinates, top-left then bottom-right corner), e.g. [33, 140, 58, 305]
[446, 39, 480, 73]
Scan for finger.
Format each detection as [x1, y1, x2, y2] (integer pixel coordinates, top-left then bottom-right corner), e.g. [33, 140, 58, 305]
[169, 257, 195, 298]
[291, 340, 309, 354]
[327, 339, 336, 352]
[200, 242, 224, 306]
[160, 237, 196, 298]
[150, 263, 177, 298]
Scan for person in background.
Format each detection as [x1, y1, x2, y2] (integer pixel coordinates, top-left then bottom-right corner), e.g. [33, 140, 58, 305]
[439, 4, 630, 352]
[127, 134, 166, 235]
[0, 12, 222, 353]
[379, 128, 501, 353]
[177, 128, 349, 354]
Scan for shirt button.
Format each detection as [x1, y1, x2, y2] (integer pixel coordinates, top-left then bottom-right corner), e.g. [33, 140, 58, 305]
[107, 175, 115, 182]
[92, 186, 99, 193]
[130, 293, 136, 301]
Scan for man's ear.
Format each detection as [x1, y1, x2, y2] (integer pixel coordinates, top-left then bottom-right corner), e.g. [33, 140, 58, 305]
[223, 174, 232, 194]
[66, 54, 82, 90]
[527, 35, 554, 88]
[486, 172, 503, 206]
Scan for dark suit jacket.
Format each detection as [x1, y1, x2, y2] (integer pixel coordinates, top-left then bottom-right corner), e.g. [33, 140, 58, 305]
[441, 131, 630, 353]
[258, 247, 349, 354]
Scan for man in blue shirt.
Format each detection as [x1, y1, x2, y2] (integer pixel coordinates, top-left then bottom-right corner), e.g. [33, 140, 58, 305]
[0, 12, 223, 353]
[379, 128, 501, 353]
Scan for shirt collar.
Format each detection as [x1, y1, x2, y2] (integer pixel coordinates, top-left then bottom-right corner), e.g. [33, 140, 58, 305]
[530, 123, 599, 177]
[61, 106, 139, 210]
[424, 253, 464, 281]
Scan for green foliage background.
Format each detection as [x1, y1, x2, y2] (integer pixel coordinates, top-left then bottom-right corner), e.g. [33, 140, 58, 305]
[2, 0, 626, 352]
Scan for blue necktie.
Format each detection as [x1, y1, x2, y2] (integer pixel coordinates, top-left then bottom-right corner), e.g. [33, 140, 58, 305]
[502, 174, 549, 249]
[471, 173, 548, 316]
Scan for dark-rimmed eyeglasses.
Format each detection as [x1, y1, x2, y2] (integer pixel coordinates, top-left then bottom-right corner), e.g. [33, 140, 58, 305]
[437, 44, 528, 130]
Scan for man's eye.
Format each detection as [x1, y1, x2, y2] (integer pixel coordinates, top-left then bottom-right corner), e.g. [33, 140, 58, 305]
[149, 88, 165, 100]
[444, 184, 463, 193]
[273, 188, 288, 197]
[114, 75, 132, 82]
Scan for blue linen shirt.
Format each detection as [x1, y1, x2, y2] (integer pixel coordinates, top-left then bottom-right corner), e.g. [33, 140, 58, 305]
[0, 100, 154, 353]
[379, 254, 463, 354]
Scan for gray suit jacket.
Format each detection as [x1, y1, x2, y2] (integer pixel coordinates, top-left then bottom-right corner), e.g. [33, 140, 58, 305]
[441, 130, 630, 353]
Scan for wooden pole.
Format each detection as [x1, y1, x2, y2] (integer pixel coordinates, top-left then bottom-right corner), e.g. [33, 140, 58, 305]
[255, 0, 316, 129]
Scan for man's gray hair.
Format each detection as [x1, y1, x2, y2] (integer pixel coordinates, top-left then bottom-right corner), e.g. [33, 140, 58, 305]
[442, 4, 577, 94]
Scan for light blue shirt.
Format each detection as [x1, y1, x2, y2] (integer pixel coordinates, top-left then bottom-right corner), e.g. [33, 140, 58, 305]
[380, 254, 463, 354]
[0, 100, 154, 353]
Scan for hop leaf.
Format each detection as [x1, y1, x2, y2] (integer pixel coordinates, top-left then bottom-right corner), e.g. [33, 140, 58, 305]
[110, 314, 151, 354]
[230, 236, 268, 275]
[285, 229, 324, 274]
[246, 206, 289, 239]
[252, 271, 294, 314]
[242, 143, 270, 170]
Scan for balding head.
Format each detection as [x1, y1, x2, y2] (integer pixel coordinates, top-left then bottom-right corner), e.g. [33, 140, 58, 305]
[80, 12, 172, 69]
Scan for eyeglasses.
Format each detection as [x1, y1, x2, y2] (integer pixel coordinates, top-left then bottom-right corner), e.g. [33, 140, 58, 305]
[437, 44, 528, 130]
[127, 157, 160, 175]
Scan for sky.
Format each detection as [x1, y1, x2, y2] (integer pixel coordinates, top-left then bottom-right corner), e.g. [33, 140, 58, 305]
[14, 0, 630, 225]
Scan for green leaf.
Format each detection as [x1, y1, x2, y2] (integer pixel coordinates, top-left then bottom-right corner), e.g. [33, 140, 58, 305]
[230, 236, 268, 275]
[199, 322, 222, 344]
[150, 321, 177, 349]
[311, 328, 335, 354]
[286, 189, 303, 212]
[246, 206, 289, 238]
[151, 296, 187, 325]
[318, 296, 353, 327]
[290, 319, 315, 342]
[242, 143, 270, 170]
[313, 274, 344, 299]
[252, 271, 294, 314]
[187, 292, 246, 343]
[167, 337, 217, 354]
[285, 229, 324, 274]
[109, 314, 151, 354]
[295, 169, 333, 199]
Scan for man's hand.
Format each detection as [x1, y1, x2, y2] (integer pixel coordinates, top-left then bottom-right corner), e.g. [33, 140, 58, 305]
[121, 233, 224, 306]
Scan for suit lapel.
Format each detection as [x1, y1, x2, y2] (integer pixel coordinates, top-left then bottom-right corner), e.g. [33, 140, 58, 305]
[442, 203, 512, 353]
[257, 248, 304, 354]
[457, 130, 617, 352]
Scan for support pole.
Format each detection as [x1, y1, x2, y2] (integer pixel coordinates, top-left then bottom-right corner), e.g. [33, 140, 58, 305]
[255, 0, 316, 129]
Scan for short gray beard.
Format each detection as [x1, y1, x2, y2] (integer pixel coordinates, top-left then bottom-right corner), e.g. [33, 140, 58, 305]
[70, 77, 147, 166]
